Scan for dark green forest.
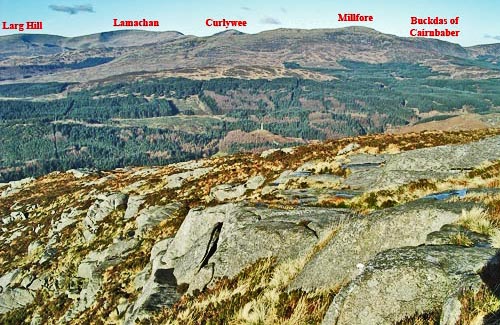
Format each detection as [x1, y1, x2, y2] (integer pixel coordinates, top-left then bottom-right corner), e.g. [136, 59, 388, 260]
[1, 60, 499, 182]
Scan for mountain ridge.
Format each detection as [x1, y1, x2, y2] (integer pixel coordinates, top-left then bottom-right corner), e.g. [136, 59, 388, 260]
[1, 27, 499, 84]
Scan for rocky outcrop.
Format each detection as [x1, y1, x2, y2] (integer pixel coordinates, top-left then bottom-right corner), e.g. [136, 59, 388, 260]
[124, 238, 178, 324]
[82, 193, 128, 241]
[0, 269, 34, 314]
[62, 239, 137, 322]
[344, 135, 500, 190]
[1, 211, 27, 225]
[135, 203, 181, 236]
[165, 167, 212, 189]
[322, 246, 499, 325]
[290, 201, 474, 291]
[209, 175, 266, 201]
[1, 177, 34, 198]
[160, 204, 350, 294]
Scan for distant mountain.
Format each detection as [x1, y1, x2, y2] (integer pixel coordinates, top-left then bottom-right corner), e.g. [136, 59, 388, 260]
[0, 30, 185, 58]
[0, 27, 498, 83]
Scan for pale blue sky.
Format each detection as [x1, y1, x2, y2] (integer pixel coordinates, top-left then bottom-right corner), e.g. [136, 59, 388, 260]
[0, 0, 499, 46]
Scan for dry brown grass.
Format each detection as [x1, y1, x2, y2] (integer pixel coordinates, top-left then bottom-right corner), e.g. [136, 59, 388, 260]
[458, 285, 500, 325]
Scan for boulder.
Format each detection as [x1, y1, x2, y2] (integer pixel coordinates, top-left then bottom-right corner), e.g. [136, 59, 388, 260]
[2, 211, 27, 225]
[135, 203, 181, 236]
[1, 177, 34, 198]
[338, 142, 360, 155]
[165, 167, 212, 189]
[0, 288, 34, 314]
[290, 201, 474, 291]
[49, 208, 83, 236]
[160, 204, 350, 293]
[124, 195, 145, 220]
[125, 238, 176, 324]
[63, 239, 137, 321]
[343, 136, 500, 191]
[322, 246, 499, 325]
[82, 193, 128, 241]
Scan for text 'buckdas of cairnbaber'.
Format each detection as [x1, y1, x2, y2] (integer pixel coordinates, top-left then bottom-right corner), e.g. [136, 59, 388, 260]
[410, 16, 460, 37]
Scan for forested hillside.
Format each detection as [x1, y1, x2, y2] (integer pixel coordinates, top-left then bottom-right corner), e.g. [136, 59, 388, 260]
[1, 27, 500, 182]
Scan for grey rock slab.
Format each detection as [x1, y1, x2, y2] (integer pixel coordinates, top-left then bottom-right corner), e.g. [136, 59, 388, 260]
[322, 246, 498, 325]
[165, 167, 212, 189]
[2, 211, 27, 225]
[338, 142, 360, 155]
[0, 287, 34, 314]
[135, 203, 181, 236]
[125, 238, 176, 324]
[210, 184, 247, 201]
[124, 195, 145, 220]
[426, 224, 492, 247]
[162, 204, 350, 293]
[66, 169, 90, 178]
[82, 193, 128, 241]
[66, 239, 137, 322]
[161, 204, 246, 266]
[208, 220, 319, 282]
[290, 201, 474, 292]
[77, 239, 138, 279]
[49, 208, 83, 236]
[0, 269, 20, 293]
[440, 296, 463, 325]
[245, 175, 266, 190]
[1, 177, 34, 198]
[343, 136, 500, 191]
[27, 241, 42, 255]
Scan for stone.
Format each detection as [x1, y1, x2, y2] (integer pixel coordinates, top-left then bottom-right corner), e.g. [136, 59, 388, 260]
[66, 169, 90, 178]
[125, 238, 176, 324]
[82, 193, 128, 241]
[260, 148, 295, 158]
[343, 136, 500, 191]
[64, 239, 138, 322]
[440, 296, 463, 325]
[426, 224, 492, 247]
[0, 269, 20, 292]
[2, 211, 27, 225]
[322, 246, 498, 325]
[0, 288, 34, 314]
[290, 201, 474, 291]
[27, 241, 42, 255]
[245, 175, 266, 190]
[49, 208, 83, 236]
[338, 142, 360, 155]
[210, 184, 247, 201]
[165, 167, 212, 189]
[124, 195, 145, 220]
[135, 203, 181, 236]
[160, 204, 350, 293]
[1, 177, 34, 198]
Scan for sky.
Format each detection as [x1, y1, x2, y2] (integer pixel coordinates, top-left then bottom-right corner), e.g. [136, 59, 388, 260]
[0, 0, 499, 46]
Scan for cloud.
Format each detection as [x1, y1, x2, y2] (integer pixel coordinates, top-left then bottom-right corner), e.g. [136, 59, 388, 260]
[484, 34, 500, 41]
[280, 7, 287, 13]
[241, 6, 251, 11]
[49, 4, 95, 15]
[260, 17, 281, 25]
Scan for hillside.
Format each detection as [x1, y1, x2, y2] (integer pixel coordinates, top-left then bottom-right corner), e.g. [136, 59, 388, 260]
[1, 129, 500, 324]
[1, 27, 499, 183]
[1, 27, 499, 83]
